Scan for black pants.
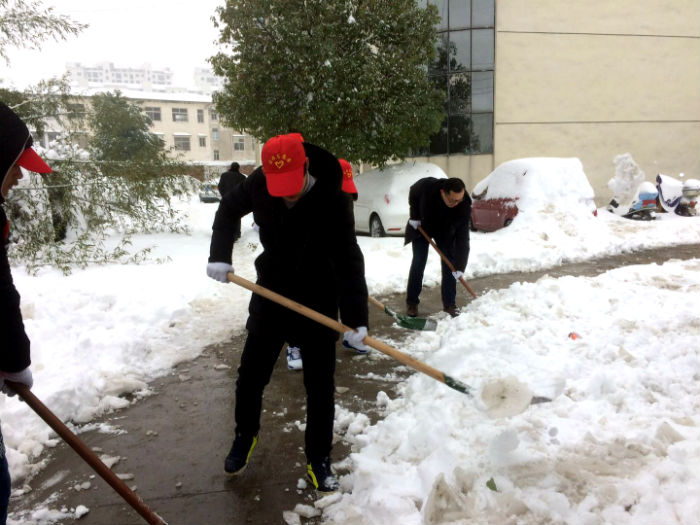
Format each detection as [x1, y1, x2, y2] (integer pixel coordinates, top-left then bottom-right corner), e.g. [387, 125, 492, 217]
[406, 235, 457, 308]
[234, 329, 337, 462]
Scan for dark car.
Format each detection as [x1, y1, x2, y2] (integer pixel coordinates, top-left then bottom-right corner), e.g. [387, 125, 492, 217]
[470, 197, 519, 232]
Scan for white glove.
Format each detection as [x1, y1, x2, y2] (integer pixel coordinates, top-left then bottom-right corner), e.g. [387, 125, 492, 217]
[408, 219, 421, 230]
[0, 368, 33, 397]
[452, 271, 464, 280]
[342, 326, 371, 352]
[207, 262, 234, 283]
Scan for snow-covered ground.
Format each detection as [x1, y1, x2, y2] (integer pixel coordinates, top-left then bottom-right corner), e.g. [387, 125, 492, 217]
[4, 185, 700, 524]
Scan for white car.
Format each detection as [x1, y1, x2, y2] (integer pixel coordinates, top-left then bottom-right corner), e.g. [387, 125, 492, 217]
[354, 162, 448, 237]
[199, 182, 221, 203]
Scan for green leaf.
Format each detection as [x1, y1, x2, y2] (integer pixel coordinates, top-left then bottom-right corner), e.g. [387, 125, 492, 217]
[486, 477, 498, 492]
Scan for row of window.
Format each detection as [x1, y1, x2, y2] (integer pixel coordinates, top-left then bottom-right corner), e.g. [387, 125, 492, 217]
[143, 106, 219, 124]
[169, 135, 246, 152]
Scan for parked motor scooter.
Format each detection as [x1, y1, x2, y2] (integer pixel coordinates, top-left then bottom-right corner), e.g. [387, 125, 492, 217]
[656, 174, 700, 217]
[607, 181, 659, 220]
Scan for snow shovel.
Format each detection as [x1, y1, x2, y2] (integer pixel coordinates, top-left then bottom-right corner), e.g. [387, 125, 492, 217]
[417, 225, 478, 299]
[226, 272, 552, 413]
[6, 381, 167, 525]
[368, 295, 437, 331]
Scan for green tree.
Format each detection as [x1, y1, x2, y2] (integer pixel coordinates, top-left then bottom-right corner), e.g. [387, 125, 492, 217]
[88, 91, 166, 163]
[210, 0, 444, 166]
[1, 3, 198, 274]
[0, 0, 85, 62]
[2, 83, 197, 274]
[0, 76, 80, 135]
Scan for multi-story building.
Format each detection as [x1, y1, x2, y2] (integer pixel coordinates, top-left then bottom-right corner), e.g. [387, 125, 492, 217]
[413, 0, 699, 202]
[58, 63, 258, 170]
[113, 89, 257, 165]
[32, 88, 258, 169]
[193, 67, 225, 95]
[67, 62, 174, 91]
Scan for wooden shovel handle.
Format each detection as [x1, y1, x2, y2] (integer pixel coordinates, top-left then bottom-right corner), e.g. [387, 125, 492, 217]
[226, 273, 471, 394]
[417, 225, 478, 299]
[6, 381, 166, 525]
[367, 295, 385, 310]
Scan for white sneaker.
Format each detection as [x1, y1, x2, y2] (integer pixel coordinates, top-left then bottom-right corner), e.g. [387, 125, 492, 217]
[287, 346, 303, 371]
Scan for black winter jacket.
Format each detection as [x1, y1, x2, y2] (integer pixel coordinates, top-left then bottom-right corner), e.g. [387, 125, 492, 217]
[0, 102, 32, 372]
[218, 169, 246, 197]
[403, 177, 472, 272]
[209, 142, 368, 341]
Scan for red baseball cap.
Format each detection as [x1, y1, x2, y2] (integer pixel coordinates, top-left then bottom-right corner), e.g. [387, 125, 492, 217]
[339, 159, 357, 195]
[261, 133, 307, 197]
[17, 146, 52, 174]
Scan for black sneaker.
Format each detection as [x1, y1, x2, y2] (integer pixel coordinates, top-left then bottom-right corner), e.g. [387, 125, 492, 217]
[406, 303, 418, 317]
[306, 457, 339, 493]
[224, 434, 258, 476]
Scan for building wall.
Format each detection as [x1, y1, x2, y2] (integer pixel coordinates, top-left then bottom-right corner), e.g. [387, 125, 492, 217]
[493, 0, 700, 204]
[133, 97, 257, 164]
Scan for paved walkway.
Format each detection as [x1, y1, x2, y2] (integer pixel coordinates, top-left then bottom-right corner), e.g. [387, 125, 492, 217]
[12, 244, 698, 524]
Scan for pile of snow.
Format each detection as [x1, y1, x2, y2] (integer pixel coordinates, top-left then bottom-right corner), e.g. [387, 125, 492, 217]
[608, 153, 646, 208]
[323, 259, 700, 525]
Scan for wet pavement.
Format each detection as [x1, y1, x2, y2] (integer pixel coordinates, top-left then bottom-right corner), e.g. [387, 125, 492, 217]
[12, 243, 699, 524]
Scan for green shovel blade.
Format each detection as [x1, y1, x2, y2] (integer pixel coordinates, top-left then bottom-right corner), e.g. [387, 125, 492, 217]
[385, 306, 437, 331]
[397, 315, 438, 331]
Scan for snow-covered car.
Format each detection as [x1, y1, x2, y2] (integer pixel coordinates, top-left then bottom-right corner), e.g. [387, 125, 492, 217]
[354, 162, 447, 237]
[470, 157, 597, 232]
[199, 182, 221, 203]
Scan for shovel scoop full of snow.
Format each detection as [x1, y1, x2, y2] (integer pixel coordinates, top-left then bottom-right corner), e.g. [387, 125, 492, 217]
[480, 376, 541, 417]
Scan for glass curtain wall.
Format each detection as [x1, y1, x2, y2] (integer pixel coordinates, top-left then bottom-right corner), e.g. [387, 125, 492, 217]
[418, 0, 494, 156]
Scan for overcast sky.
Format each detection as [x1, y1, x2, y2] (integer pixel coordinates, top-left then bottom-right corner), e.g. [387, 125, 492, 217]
[0, 0, 225, 89]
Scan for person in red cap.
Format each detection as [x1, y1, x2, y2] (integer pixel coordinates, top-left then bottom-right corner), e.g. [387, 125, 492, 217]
[206, 133, 369, 493]
[0, 101, 52, 524]
[285, 158, 364, 371]
[339, 158, 358, 200]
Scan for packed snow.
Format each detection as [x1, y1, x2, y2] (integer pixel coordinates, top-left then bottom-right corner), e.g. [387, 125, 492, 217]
[3, 162, 700, 524]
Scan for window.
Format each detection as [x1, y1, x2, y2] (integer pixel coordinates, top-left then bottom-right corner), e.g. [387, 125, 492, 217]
[145, 106, 161, 121]
[46, 131, 60, 145]
[213, 150, 220, 160]
[209, 109, 218, 121]
[212, 128, 219, 141]
[199, 136, 206, 147]
[419, 0, 495, 155]
[197, 109, 204, 123]
[233, 136, 245, 151]
[172, 108, 188, 122]
[68, 103, 85, 116]
[174, 136, 191, 151]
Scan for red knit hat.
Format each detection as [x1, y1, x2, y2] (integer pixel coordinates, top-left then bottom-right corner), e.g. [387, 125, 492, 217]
[261, 133, 306, 197]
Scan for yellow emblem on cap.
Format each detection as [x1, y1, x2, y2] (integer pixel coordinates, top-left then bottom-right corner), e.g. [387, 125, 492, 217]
[269, 153, 291, 170]
[344, 168, 352, 179]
